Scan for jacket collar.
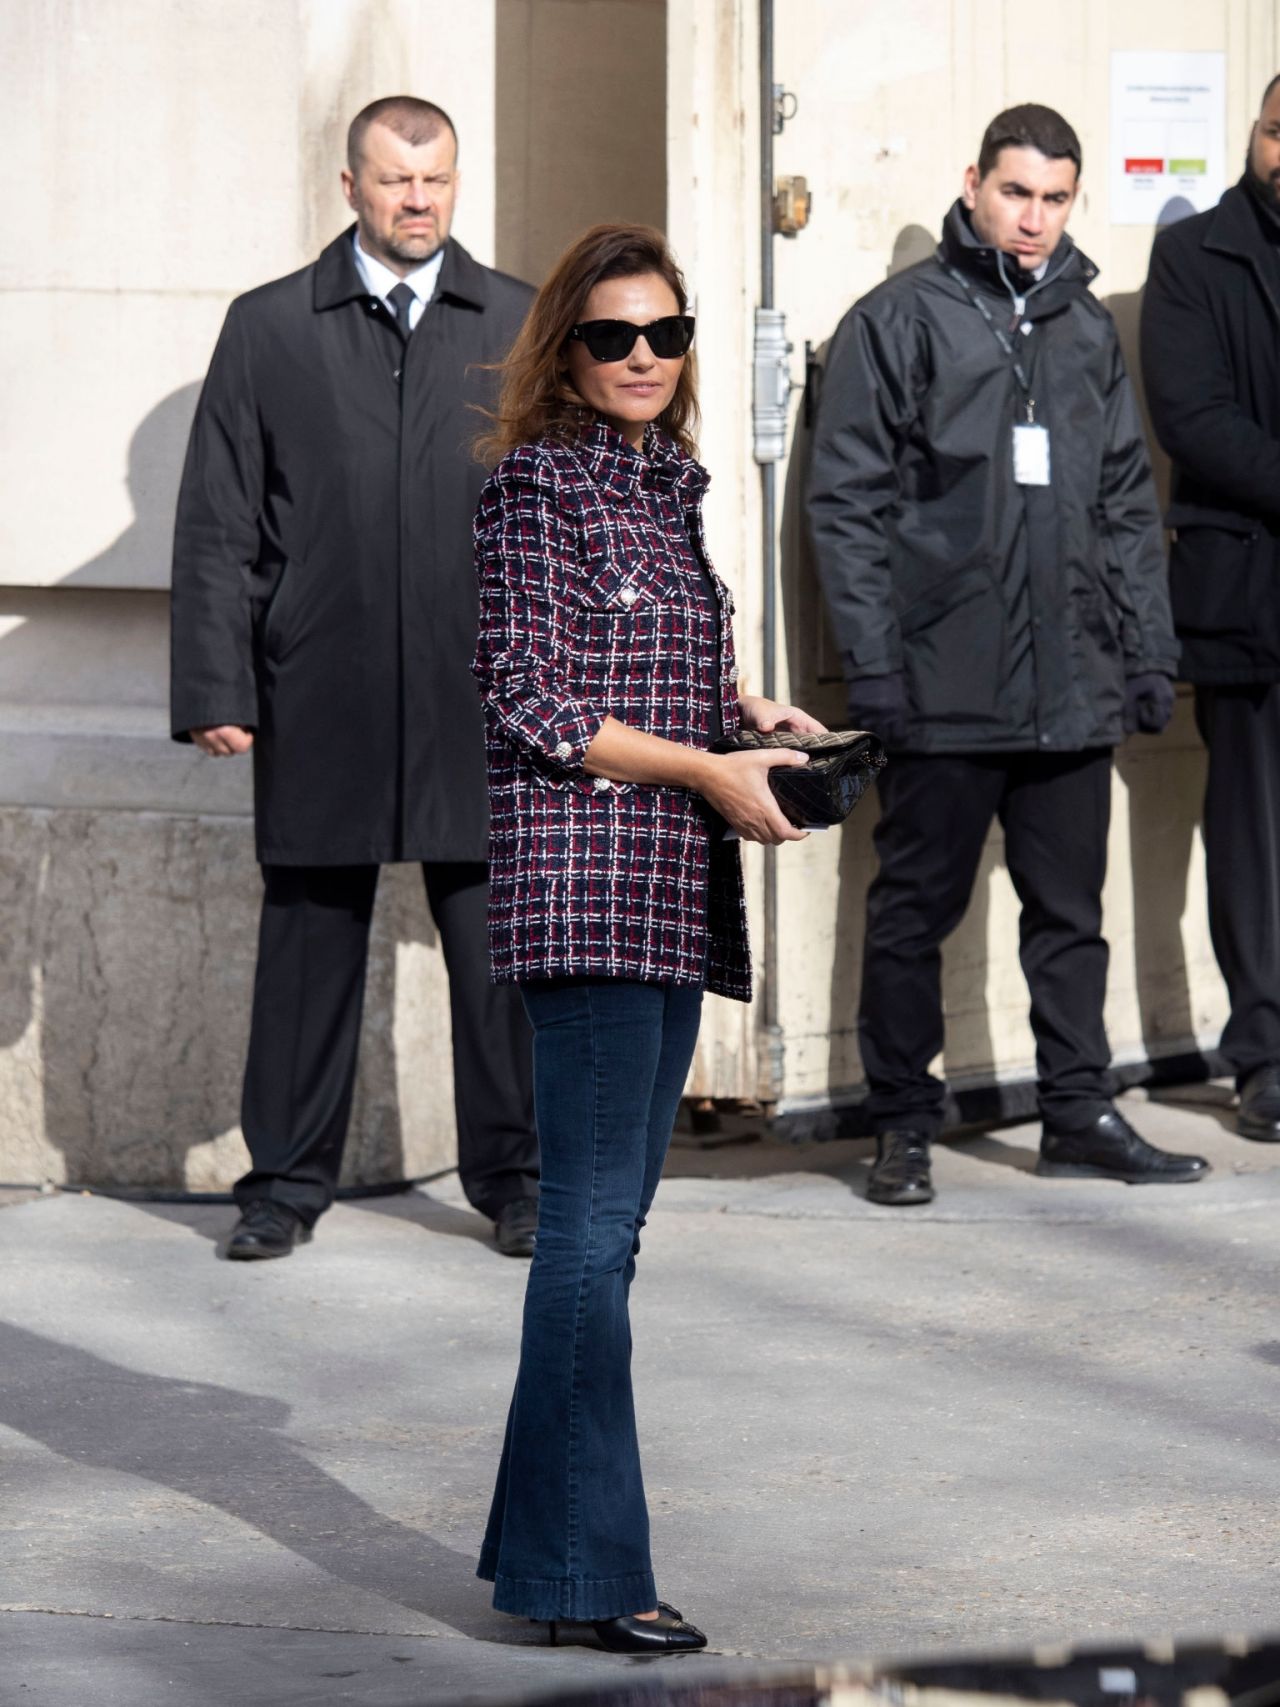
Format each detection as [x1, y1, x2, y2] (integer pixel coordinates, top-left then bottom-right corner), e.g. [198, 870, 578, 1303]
[574, 417, 710, 506]
[936, 199, 1097, 313]
[1203, 180, 1278, 258]
[1242, 167, 1280, 241]
[1202, 181, 1280, 320]
[314, 227, 488, 312]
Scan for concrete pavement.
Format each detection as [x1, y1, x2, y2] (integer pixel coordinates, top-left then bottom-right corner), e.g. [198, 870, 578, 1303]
[3, 1084, 1278, 1705]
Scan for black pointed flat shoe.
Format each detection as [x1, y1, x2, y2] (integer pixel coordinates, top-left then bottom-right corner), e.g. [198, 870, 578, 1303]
[548, 1606, 707, 1654]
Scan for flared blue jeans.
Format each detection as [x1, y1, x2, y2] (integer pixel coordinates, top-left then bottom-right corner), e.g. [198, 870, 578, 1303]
[477, 977, 703, 1620]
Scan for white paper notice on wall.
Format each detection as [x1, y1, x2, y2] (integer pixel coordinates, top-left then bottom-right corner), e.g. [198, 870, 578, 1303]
[1109, 51, 1227, 226]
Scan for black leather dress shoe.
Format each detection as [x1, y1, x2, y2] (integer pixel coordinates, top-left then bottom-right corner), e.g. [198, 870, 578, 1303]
[1237, 1066, 1280, 1141]
[549, 1606, 707, 1653]
[225, 1201, 311, 1260]
[1038, 1106, 1208, 1184]
[866, 1130, 935, 1205]
[495, 1197, 538, 1258]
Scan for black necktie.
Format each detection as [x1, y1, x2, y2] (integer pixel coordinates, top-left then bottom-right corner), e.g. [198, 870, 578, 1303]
[388, 281, 416, 339]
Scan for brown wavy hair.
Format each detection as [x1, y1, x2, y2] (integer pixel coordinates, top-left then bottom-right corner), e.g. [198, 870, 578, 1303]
[476, 223, 699, 464]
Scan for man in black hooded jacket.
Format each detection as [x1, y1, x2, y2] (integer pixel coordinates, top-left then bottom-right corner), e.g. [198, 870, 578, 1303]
[809, 104, 1207, 1205]
[1140, 74, 1280, 1144]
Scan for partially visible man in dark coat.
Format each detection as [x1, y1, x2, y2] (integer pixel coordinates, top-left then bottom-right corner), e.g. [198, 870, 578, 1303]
[1140, 74, 1280, 1143]
[171, 96, 539, 1260]
[809, 103, 1208, 1206]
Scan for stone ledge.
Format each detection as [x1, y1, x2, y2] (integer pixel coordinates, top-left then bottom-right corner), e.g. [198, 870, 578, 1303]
[0, 705, 251, 816]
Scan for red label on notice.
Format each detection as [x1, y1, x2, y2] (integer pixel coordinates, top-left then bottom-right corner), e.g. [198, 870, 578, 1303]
[1124, 157, 1164, 175]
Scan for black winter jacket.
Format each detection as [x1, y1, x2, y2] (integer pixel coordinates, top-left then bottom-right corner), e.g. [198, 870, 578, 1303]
[808, 202, 1176, 753]
[171, 232, 534, 865]
[1139, 180, 1280, 684]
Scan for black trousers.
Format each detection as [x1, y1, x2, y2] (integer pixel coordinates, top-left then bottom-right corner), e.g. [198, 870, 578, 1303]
[1195, 685, 1280, 1081]
[859, 749, 1114, 1135]
[236, 863, 537, 1227]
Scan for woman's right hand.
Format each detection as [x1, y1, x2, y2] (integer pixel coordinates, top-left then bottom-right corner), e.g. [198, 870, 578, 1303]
[694, 750, 811, 845]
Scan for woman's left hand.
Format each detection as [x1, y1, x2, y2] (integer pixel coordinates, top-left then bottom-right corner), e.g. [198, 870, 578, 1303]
[738, 694, 828, 736]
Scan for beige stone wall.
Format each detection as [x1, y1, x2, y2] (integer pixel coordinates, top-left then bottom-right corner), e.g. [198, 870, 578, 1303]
[1, 0, 678, 1190]
[0, 0, 499, 1188]
[3, 0, 1275, 1183]
[665, 0, 765, 1098]
[681, 0, 1279, 1113]
[496, 0, 667, 283]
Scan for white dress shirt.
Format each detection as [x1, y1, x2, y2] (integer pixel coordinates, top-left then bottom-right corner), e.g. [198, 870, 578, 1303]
[352, 231, 445, 330]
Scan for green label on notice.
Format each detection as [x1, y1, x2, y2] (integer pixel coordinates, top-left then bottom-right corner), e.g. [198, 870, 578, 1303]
[1169, 158, 1207, 175]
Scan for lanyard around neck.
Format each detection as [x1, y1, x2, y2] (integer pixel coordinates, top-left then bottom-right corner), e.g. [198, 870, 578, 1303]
[940, 260, 1039, 421]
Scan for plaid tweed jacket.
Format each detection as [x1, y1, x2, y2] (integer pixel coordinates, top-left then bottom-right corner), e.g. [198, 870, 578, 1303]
[472, 419, 751, 1000]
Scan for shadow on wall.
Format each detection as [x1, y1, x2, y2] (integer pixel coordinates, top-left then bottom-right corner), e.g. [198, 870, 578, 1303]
[63, 385, 203, 588]
[775, 214, 1212, 1125]
[1105, 195, 1205, 1071]
[0, 388, 440, 1192]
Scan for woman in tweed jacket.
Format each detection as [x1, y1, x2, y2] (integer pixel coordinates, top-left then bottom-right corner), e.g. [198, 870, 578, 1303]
[472, 225, 824, 1654]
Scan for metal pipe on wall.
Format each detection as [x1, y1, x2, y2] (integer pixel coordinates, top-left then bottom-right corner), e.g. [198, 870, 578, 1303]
[757, 0, 782, 1104]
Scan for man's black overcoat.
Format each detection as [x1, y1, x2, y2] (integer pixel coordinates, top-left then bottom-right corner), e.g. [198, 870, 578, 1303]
[170, 231, 534, 864]
[1140, 181, 1280, 684]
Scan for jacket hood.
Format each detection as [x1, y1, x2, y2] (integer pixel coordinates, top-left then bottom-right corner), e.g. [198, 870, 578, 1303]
[937, 200, 1097, 308]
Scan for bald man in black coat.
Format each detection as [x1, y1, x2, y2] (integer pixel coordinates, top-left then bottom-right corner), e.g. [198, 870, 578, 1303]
[171, 97, 539, 1259]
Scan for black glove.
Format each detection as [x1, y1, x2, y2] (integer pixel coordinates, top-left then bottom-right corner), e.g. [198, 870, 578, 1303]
[1123, 672, 1176, 736]
[846, 670, 909, 746]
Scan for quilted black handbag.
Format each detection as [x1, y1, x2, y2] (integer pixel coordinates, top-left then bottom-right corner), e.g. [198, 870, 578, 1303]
[710, 729, 887, 828]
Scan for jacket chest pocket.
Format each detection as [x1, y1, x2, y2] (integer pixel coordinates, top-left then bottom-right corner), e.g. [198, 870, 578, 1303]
[569, 549, 681, 616]
[564, 543, 705, 711]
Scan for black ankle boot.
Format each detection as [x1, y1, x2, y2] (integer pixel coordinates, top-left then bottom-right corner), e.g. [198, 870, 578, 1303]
[1238, 1066, 1280, 1141]
[867, 1129, 934, 1205]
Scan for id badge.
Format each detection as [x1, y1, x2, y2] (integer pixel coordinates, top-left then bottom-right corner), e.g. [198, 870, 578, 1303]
[1013, 423, 1051, 486]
